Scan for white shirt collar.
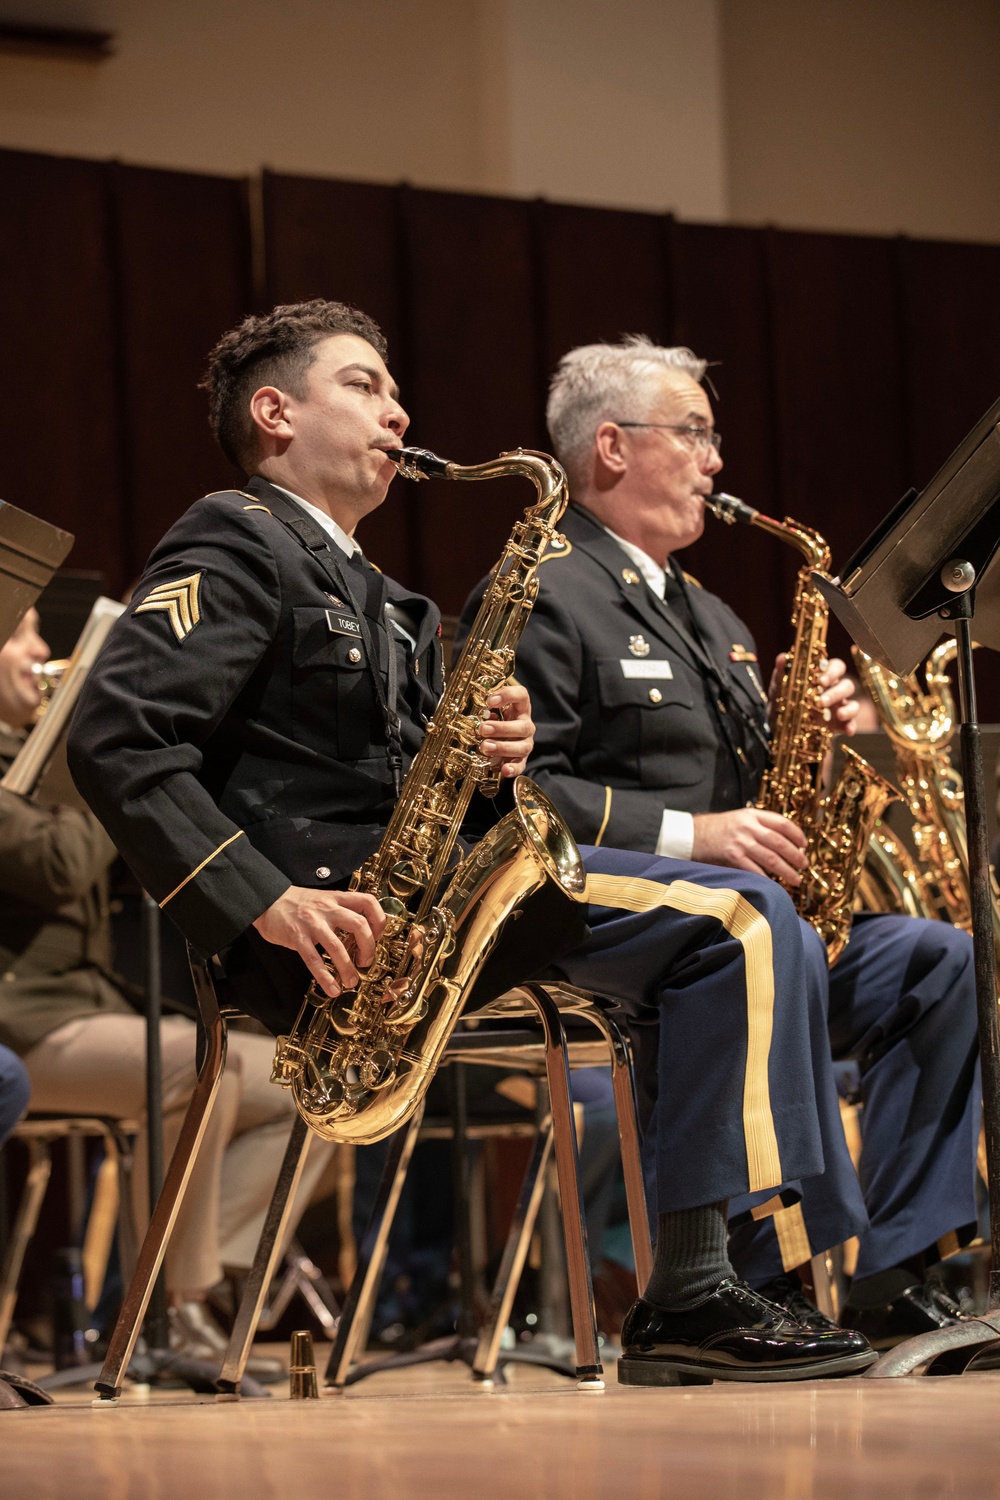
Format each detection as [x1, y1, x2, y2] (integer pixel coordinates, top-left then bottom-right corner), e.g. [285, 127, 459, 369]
[602, 524, 667, 602]
[269, 483, 360, 560]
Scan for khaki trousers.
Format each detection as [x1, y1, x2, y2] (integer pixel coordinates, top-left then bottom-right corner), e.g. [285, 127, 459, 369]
[23, 1013, 332, 1295]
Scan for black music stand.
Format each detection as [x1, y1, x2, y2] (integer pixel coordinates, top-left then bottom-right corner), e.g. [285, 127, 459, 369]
[814, 396, 1000, 1376]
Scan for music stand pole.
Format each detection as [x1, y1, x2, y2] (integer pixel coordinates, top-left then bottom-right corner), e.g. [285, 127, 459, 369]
[951, 596, 1000, 1304]
[865, 573, 1000, 1377]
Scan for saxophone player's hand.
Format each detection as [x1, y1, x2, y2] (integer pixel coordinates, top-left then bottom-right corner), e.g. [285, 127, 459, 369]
[253, 887, 387, 997]
[477, 681, 535, 778]
[692, 809, 809, 886]
[817, 657, 860, 733]
[768, 653, 859, 734]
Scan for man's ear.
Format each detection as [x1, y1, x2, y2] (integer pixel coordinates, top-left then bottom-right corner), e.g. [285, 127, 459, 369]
[594, 420, 628, 479]
[249, 385, 294, 446]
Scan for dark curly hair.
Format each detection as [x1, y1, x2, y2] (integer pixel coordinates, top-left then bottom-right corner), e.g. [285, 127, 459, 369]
[202, 299, 389, 469]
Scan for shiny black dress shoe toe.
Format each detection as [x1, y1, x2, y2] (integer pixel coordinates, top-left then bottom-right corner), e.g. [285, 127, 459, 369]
[841, 1282, 967, 1350]
[617, 1279, 876, 1387]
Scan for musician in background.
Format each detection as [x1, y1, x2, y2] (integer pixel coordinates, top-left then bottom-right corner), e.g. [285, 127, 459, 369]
[69, 298, 874, 1385]
[459, 336, 981, 1348]
[0, 1045, 29, 1148]
[0, 607, 327, 1376]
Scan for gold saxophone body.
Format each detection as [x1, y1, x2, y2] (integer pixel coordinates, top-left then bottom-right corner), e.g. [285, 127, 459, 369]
[272, 446, 588, 1145]
[707, 493, 899, 964]
[854, 642, 1000, 960]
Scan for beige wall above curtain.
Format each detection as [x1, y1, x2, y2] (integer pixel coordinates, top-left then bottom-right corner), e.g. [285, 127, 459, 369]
[0, 0, 997, 241]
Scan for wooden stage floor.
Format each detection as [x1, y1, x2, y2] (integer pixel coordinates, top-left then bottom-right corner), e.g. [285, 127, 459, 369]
[3, 1355, 1000, 1499]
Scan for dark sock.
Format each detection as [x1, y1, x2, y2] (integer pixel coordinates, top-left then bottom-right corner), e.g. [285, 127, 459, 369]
[846, 1266, 918, 1310]
[643, 1202, 735, 1310]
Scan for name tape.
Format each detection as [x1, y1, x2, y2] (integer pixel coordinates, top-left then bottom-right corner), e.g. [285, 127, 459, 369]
[620, 659, 673, 679]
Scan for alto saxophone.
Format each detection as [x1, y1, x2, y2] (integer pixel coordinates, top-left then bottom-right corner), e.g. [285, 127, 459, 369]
[706, 493, 898, 964]
[272, 446, 588, 1144]
[855, 641, 1000, 963]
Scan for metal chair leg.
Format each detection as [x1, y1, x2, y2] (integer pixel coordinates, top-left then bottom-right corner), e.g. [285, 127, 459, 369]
[256, 1240, 340, 1336]
[109, 1122, 140, 1288]
[0, 1139, 52, 1352]
[522, 984, 603, 1387]
[472, 1112, 554, 1381]
[590, 1007, 653, 1294]
[94, 964, 228, 1400]
[215, 1114, 312, 1396]
[325, 1103, 424, 1390]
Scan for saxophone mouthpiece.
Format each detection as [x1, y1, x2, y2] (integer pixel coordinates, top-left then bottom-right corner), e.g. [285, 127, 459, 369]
[706, 492, 758, 526]
[386, 446, 452, 481]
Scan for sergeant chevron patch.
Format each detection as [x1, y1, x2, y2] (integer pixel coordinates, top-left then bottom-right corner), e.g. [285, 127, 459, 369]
[134, 572, 203, 642]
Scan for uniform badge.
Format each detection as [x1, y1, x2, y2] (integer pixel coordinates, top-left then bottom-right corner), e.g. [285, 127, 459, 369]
[325, 591, 347, 609]
[729, 644, 758, 663]
[628, 635, 651, 658]
[134, 572, 203, 643]
[621, 568, 641, 586]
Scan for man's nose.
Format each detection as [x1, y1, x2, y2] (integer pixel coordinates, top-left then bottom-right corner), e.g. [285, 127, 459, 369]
[386, 400, 409, 435]
[703, 445, 723, 476]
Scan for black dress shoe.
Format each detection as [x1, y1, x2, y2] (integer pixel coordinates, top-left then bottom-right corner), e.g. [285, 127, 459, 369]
[841, 1282, 967, 1350]
[618, 1279, 876, 1386]
[756, 1274, 842, 1333]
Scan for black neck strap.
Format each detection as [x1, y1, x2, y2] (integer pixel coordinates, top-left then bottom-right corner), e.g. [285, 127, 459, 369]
[665, 563, 771, 801]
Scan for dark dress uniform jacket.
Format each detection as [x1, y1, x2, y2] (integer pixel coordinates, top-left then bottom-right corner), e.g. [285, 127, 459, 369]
[68, 477, 445, 965]
[0, 728, 129, 1055]
[458, 503, 772, 849]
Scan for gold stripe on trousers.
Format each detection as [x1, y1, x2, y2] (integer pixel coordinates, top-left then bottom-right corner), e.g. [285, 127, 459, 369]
[584, 874, 783, 1193]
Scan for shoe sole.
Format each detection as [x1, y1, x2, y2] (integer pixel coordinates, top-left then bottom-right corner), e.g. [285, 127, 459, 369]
[617, 1348, 878, 1387]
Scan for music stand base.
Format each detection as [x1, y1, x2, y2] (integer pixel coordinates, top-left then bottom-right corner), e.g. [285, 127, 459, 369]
[864, 1309, 1000, 1377]
[92, 1347, 272, 1400]
[332, 1332, 581, 1388]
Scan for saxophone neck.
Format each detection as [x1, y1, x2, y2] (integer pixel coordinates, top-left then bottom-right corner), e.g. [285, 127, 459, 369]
[706, 493, 831, 571]
[389, 446, 567, 525]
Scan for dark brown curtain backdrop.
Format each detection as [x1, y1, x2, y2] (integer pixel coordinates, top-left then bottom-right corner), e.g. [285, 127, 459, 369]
[3, 148, 1000, 706]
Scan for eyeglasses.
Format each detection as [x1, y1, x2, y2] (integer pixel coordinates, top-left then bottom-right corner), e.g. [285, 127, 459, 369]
[615, 421, 722, 454]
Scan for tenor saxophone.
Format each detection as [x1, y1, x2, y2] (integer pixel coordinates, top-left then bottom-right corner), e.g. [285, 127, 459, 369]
[706, 493, 899, 964]
[272, 446, 588, 1144]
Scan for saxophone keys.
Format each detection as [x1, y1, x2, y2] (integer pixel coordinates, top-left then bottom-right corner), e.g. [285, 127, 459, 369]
[302, 1069, 347, 1112]
[386, 987, 428, 1027]
[360, 1049, 396, 1090]
[388, 859, 424, 897]
[329, 1000, 361, 1037]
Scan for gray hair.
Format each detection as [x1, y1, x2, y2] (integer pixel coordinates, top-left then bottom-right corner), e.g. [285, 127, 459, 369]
[546, 336, 707, 490]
